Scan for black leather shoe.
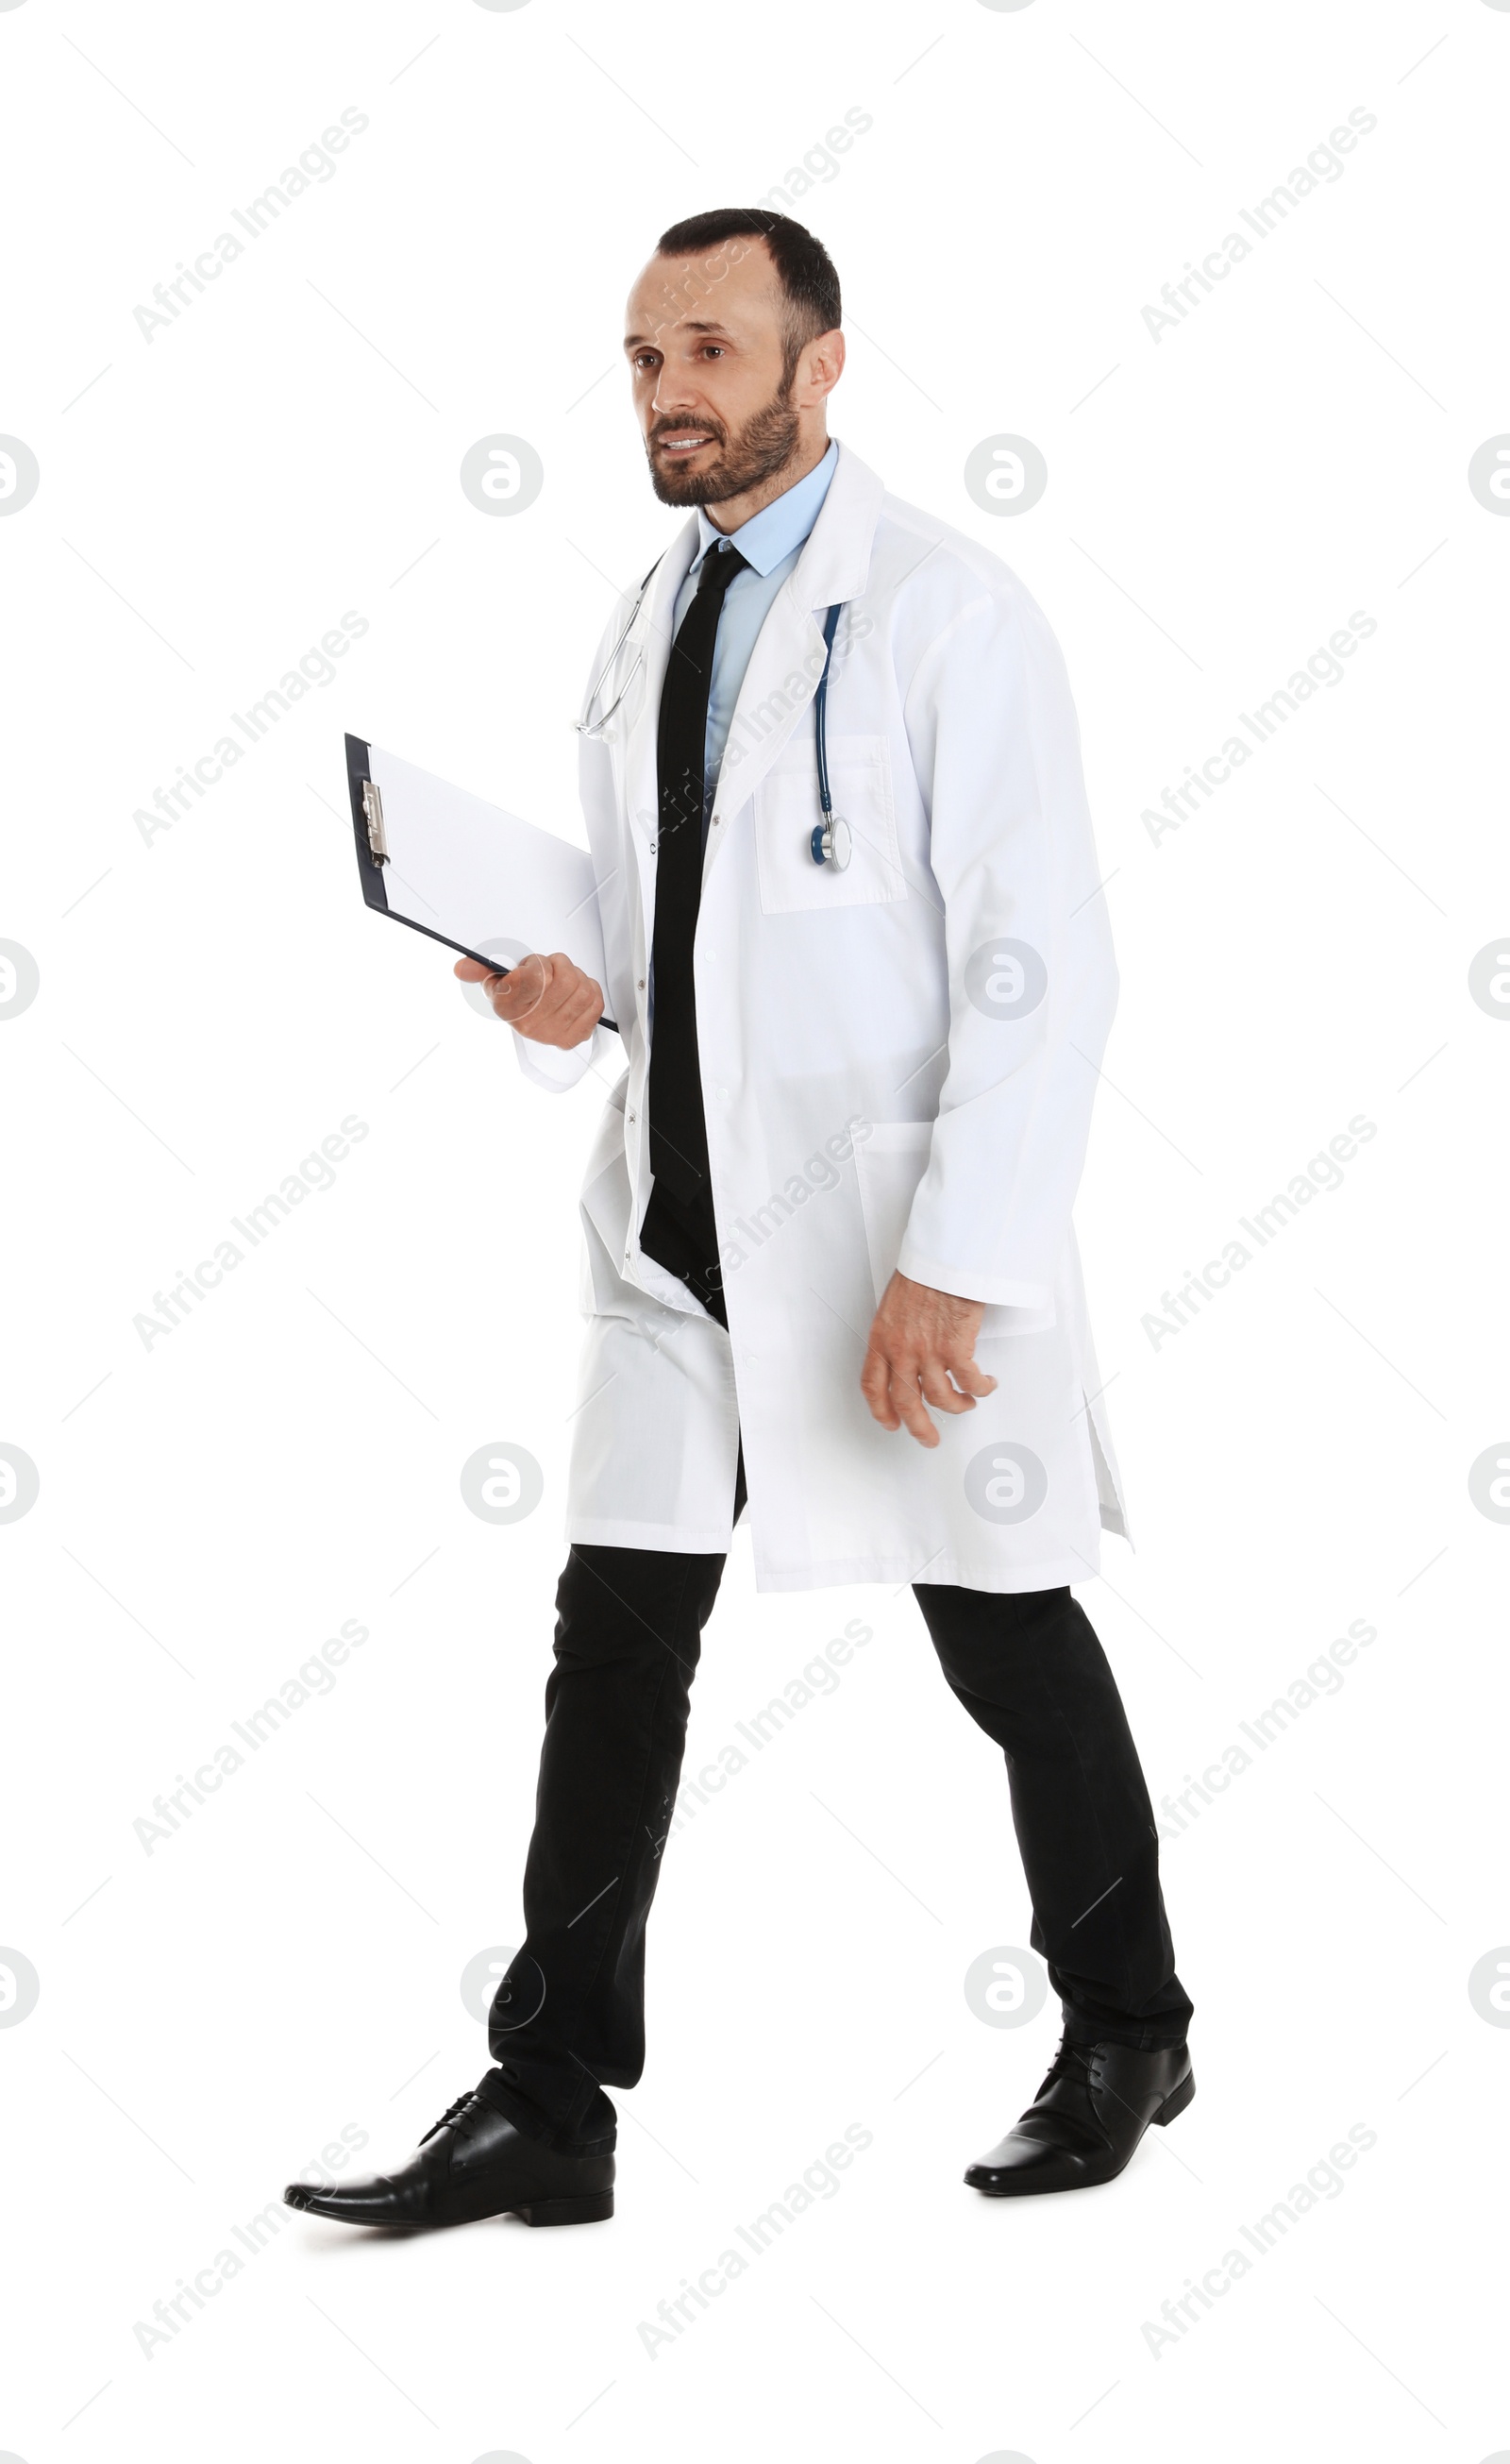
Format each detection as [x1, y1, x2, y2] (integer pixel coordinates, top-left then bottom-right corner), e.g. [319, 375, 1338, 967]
[965, 2034, 1194, 2197]
[283, 2078, 614, 2230]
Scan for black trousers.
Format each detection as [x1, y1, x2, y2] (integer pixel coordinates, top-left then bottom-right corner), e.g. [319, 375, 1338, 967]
[485, 1532, 1192, 2155]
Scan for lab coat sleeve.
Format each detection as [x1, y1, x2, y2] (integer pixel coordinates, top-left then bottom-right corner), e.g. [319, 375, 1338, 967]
[511, 1019, 612, 1092]
[895, 584, 1117, 1310]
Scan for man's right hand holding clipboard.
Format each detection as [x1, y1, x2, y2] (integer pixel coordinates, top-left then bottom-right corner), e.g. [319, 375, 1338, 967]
[453, 952, 605, 1049]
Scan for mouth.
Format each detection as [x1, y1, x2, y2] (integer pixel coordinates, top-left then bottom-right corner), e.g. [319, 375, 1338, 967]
[654, 430, 718, 457]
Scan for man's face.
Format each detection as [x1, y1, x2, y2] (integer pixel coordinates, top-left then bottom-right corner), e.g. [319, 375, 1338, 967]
[623, 238, 802, 507]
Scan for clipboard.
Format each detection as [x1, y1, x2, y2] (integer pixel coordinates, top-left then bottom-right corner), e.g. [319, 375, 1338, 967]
[344, 734, 616, 1032]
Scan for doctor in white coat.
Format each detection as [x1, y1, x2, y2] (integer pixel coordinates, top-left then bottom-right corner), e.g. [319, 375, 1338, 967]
[286, 210, 1194, 2240]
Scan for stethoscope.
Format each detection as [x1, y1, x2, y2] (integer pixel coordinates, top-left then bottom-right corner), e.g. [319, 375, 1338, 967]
[573, 558, 660, 741]
[574, 559, 852, 872]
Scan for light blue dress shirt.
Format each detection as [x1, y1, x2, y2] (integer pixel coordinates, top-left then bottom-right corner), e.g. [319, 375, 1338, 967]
[670, 438, 839, 844]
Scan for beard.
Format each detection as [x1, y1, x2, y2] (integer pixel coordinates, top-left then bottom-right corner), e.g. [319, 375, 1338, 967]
[646, 380, 801, 506]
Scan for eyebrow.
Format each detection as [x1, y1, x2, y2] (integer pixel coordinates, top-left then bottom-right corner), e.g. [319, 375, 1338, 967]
[623, 319, 736, 350]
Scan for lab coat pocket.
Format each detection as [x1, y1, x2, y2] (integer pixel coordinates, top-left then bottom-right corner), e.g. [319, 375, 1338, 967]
[855, 1121, 1056, 1336]
[752, 734, 905, 914]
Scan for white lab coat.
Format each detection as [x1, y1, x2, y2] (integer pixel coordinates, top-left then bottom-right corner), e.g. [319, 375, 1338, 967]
[517, 442, 1128, 1593]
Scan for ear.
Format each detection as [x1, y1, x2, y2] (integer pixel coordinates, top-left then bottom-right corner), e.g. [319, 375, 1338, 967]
[797, 327, 846, 407]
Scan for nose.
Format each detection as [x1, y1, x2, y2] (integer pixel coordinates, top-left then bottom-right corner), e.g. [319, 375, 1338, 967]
[650, 368, 705, 421]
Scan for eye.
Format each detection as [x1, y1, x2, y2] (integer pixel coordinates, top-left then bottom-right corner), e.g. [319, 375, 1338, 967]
[701, 345, 725, 359]
[631, 351, 659, 373]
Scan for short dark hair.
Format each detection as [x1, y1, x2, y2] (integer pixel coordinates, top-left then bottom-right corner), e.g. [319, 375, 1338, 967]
[655, 209, 841, 378]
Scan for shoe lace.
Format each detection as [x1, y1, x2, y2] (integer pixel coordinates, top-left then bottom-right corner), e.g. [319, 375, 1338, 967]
[1043, 2035, 1097, 2091]
[1026, 2034, 1113, 2155]
[420, 2091, 478, 2146]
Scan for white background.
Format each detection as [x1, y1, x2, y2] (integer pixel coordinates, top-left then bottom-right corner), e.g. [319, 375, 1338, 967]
[2, 0, 1507, 2456]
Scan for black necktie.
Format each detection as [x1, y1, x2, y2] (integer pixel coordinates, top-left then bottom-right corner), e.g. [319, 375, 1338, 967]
[640, 541, 747, 1315]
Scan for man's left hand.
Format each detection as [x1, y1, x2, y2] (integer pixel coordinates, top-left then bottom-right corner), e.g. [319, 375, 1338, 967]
[860, 1272, 997, 1448]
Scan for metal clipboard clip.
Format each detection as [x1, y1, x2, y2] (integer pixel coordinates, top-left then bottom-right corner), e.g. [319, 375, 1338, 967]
[361, 779, 389, 865]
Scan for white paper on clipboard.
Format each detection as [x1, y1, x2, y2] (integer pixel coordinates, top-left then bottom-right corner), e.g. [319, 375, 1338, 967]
[349, 738, 614, 1029]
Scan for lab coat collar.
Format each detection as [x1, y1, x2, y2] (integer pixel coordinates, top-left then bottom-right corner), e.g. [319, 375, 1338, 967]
[617, 515, 699, 846]
[784, 437, 885, 610]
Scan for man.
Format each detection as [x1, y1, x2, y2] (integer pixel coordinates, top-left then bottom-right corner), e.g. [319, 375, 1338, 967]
[285, 210, 1193, 2234]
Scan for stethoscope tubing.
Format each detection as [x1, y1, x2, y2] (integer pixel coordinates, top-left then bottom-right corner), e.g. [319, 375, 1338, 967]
[574, 556, 662, 738]
[814, 601, 843, 821]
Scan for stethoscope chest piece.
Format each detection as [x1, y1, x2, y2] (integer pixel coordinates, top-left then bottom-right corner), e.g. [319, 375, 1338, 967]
[810, 815, 852, 869]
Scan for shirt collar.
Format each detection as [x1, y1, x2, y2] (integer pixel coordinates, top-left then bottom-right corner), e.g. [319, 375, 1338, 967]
[694, 437, 840, 578]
